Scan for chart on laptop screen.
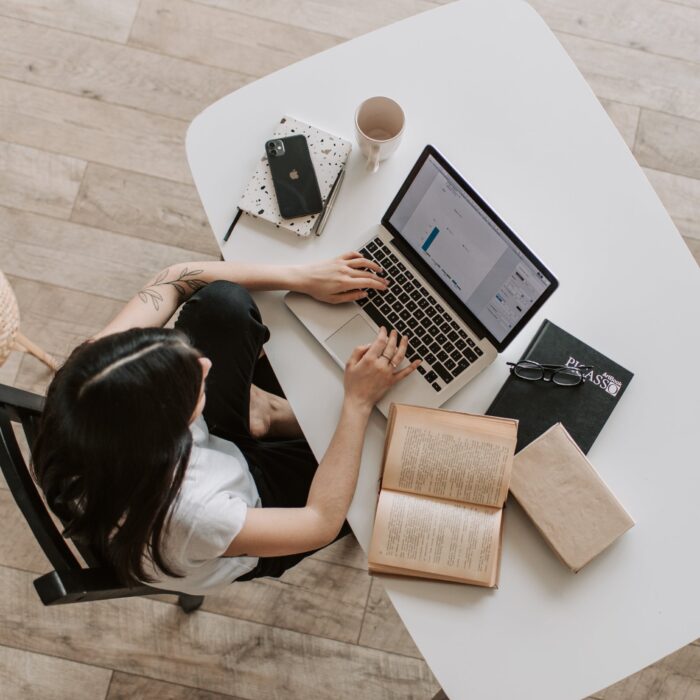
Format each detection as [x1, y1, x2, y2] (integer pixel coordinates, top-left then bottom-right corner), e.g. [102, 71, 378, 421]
[388, 155, 550, 342]
[405, 175, 508, 298]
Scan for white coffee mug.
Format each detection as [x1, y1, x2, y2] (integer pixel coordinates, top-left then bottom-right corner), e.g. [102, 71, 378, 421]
[355, 96, 405, 173]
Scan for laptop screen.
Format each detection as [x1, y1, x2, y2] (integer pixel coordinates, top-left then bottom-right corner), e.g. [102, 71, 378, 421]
[386, 152, 553, 344]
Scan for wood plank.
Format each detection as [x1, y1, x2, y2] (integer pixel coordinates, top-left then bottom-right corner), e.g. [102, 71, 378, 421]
[657, 673, 700, 699]
[660, 643, 700, 680]
[0, 644, 112, 700]
[530, 0, 700, 64]
[594, 643, 700, 698]
[635, 109, 700, 179]
[0, 351, 22, 387]
[598, 99, 640, 149]
[594, 665, 661, 699]
[0, 78, 192, 184]
[358, 578, 422, 659]
[0, 207, 216, 302]
[319, 0, 431, 10]
[0, 489, 50, 574]
[6, 275, 124, 356]
[195, 557, 370, 644]
[107, 673, 242, 700]
[0, 566, 438, 700]
[310, 533, 368, 569]
[556, 33, 700, 122]
[0, 0, 140, 42]
[684, 235, 700, 264]
[0, 16, 250, 121]
[12, 354, 60, 396]
[129, 0, 341, 77]
[644, 168, 700, 240]
[71, 164, 220, 256]
[1, 274, 121, 395]
[190, 0, 435, 40]
[0, 141, 85, 219]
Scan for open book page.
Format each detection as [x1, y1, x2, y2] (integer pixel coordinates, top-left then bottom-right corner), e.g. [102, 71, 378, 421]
[366, 562, 494, 586]
[382, 404, 517, 508]
[368, 490, 502, 586]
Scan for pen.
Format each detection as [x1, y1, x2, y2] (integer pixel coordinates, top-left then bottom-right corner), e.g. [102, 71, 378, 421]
[223, 208, 242, 243]
[315, 168, 345, 237]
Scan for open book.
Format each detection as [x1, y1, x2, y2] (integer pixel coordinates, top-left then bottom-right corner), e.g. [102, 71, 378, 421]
[368, 404, 518, 587]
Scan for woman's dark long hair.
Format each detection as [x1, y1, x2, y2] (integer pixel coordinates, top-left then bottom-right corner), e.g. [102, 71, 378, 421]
[31, 328, 204, 585]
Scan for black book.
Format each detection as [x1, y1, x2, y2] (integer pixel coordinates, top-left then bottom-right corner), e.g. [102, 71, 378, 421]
[486, 320, 634, 454]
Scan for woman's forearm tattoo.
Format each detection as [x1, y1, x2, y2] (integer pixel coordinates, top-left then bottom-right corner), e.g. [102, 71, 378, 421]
[138, 267, 208, 310]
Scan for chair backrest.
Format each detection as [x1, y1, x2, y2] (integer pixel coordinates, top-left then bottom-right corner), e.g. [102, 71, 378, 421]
[0, 383, 168, 605]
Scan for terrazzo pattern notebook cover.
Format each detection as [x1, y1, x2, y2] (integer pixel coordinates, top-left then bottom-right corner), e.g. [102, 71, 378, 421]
[238, 116, 352, 237]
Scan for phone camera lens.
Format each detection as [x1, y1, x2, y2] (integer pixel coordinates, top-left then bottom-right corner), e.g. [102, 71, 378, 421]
[266, 139, 284, 157]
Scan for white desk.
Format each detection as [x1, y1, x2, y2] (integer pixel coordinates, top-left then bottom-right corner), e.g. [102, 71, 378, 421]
[186, 1, 700, 697]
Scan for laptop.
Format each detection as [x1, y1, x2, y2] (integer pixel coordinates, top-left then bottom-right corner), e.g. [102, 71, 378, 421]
[285, 145, 558, 416]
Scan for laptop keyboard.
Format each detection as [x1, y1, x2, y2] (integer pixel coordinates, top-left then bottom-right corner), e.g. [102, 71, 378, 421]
[355, 237, 484, 392]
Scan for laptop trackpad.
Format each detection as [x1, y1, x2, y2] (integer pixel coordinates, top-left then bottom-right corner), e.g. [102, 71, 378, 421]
[326, 315, 377, 363]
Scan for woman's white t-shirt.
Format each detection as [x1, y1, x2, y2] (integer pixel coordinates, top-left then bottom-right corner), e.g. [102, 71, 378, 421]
[141, 416, 261, 595]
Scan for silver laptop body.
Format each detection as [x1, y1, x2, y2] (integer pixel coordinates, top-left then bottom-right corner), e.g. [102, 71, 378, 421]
[285, 146, 558, 417]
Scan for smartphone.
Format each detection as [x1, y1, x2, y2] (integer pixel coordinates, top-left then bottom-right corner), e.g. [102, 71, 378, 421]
[266, 135, 323, 219]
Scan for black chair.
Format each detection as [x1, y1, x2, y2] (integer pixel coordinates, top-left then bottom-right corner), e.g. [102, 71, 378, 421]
[0, 383, 204, 613]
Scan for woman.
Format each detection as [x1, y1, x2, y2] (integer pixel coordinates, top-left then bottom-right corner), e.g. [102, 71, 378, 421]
[32, 252, 419, 595]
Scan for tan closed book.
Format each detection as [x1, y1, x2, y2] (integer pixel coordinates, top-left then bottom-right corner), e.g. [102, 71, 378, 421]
[511, 423, 634, 572]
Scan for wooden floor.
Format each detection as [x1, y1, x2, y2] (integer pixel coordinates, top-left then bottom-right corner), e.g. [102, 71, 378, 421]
[0, 1, 698, 698]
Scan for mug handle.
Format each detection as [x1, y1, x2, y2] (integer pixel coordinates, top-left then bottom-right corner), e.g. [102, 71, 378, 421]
[366, 144, 380, 173]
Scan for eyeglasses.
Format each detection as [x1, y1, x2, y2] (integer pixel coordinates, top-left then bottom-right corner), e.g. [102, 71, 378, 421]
[506, 361, 593, 387]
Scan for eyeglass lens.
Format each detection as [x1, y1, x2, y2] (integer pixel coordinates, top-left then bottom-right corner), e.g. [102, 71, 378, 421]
[512, 362, 584, 386]
[513, 362, 543, 380]
[552, 367, 583, 386]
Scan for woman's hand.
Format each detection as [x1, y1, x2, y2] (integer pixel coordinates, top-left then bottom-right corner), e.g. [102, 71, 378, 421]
[294, 251, 388, 304]
[344, 327, 420, 412]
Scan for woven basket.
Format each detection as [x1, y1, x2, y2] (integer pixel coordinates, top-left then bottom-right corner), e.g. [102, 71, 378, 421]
[0, 270, 20, 367]
[0, 271, 58, 372]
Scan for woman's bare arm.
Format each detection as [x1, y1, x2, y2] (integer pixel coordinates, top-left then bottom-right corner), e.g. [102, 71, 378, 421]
[94, 253, 387, 339]
[226, 395, 372, 556]
[224, 329, 420, 557]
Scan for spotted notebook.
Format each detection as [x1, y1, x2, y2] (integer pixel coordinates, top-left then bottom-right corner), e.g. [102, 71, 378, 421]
[238, 116, 352, 237]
